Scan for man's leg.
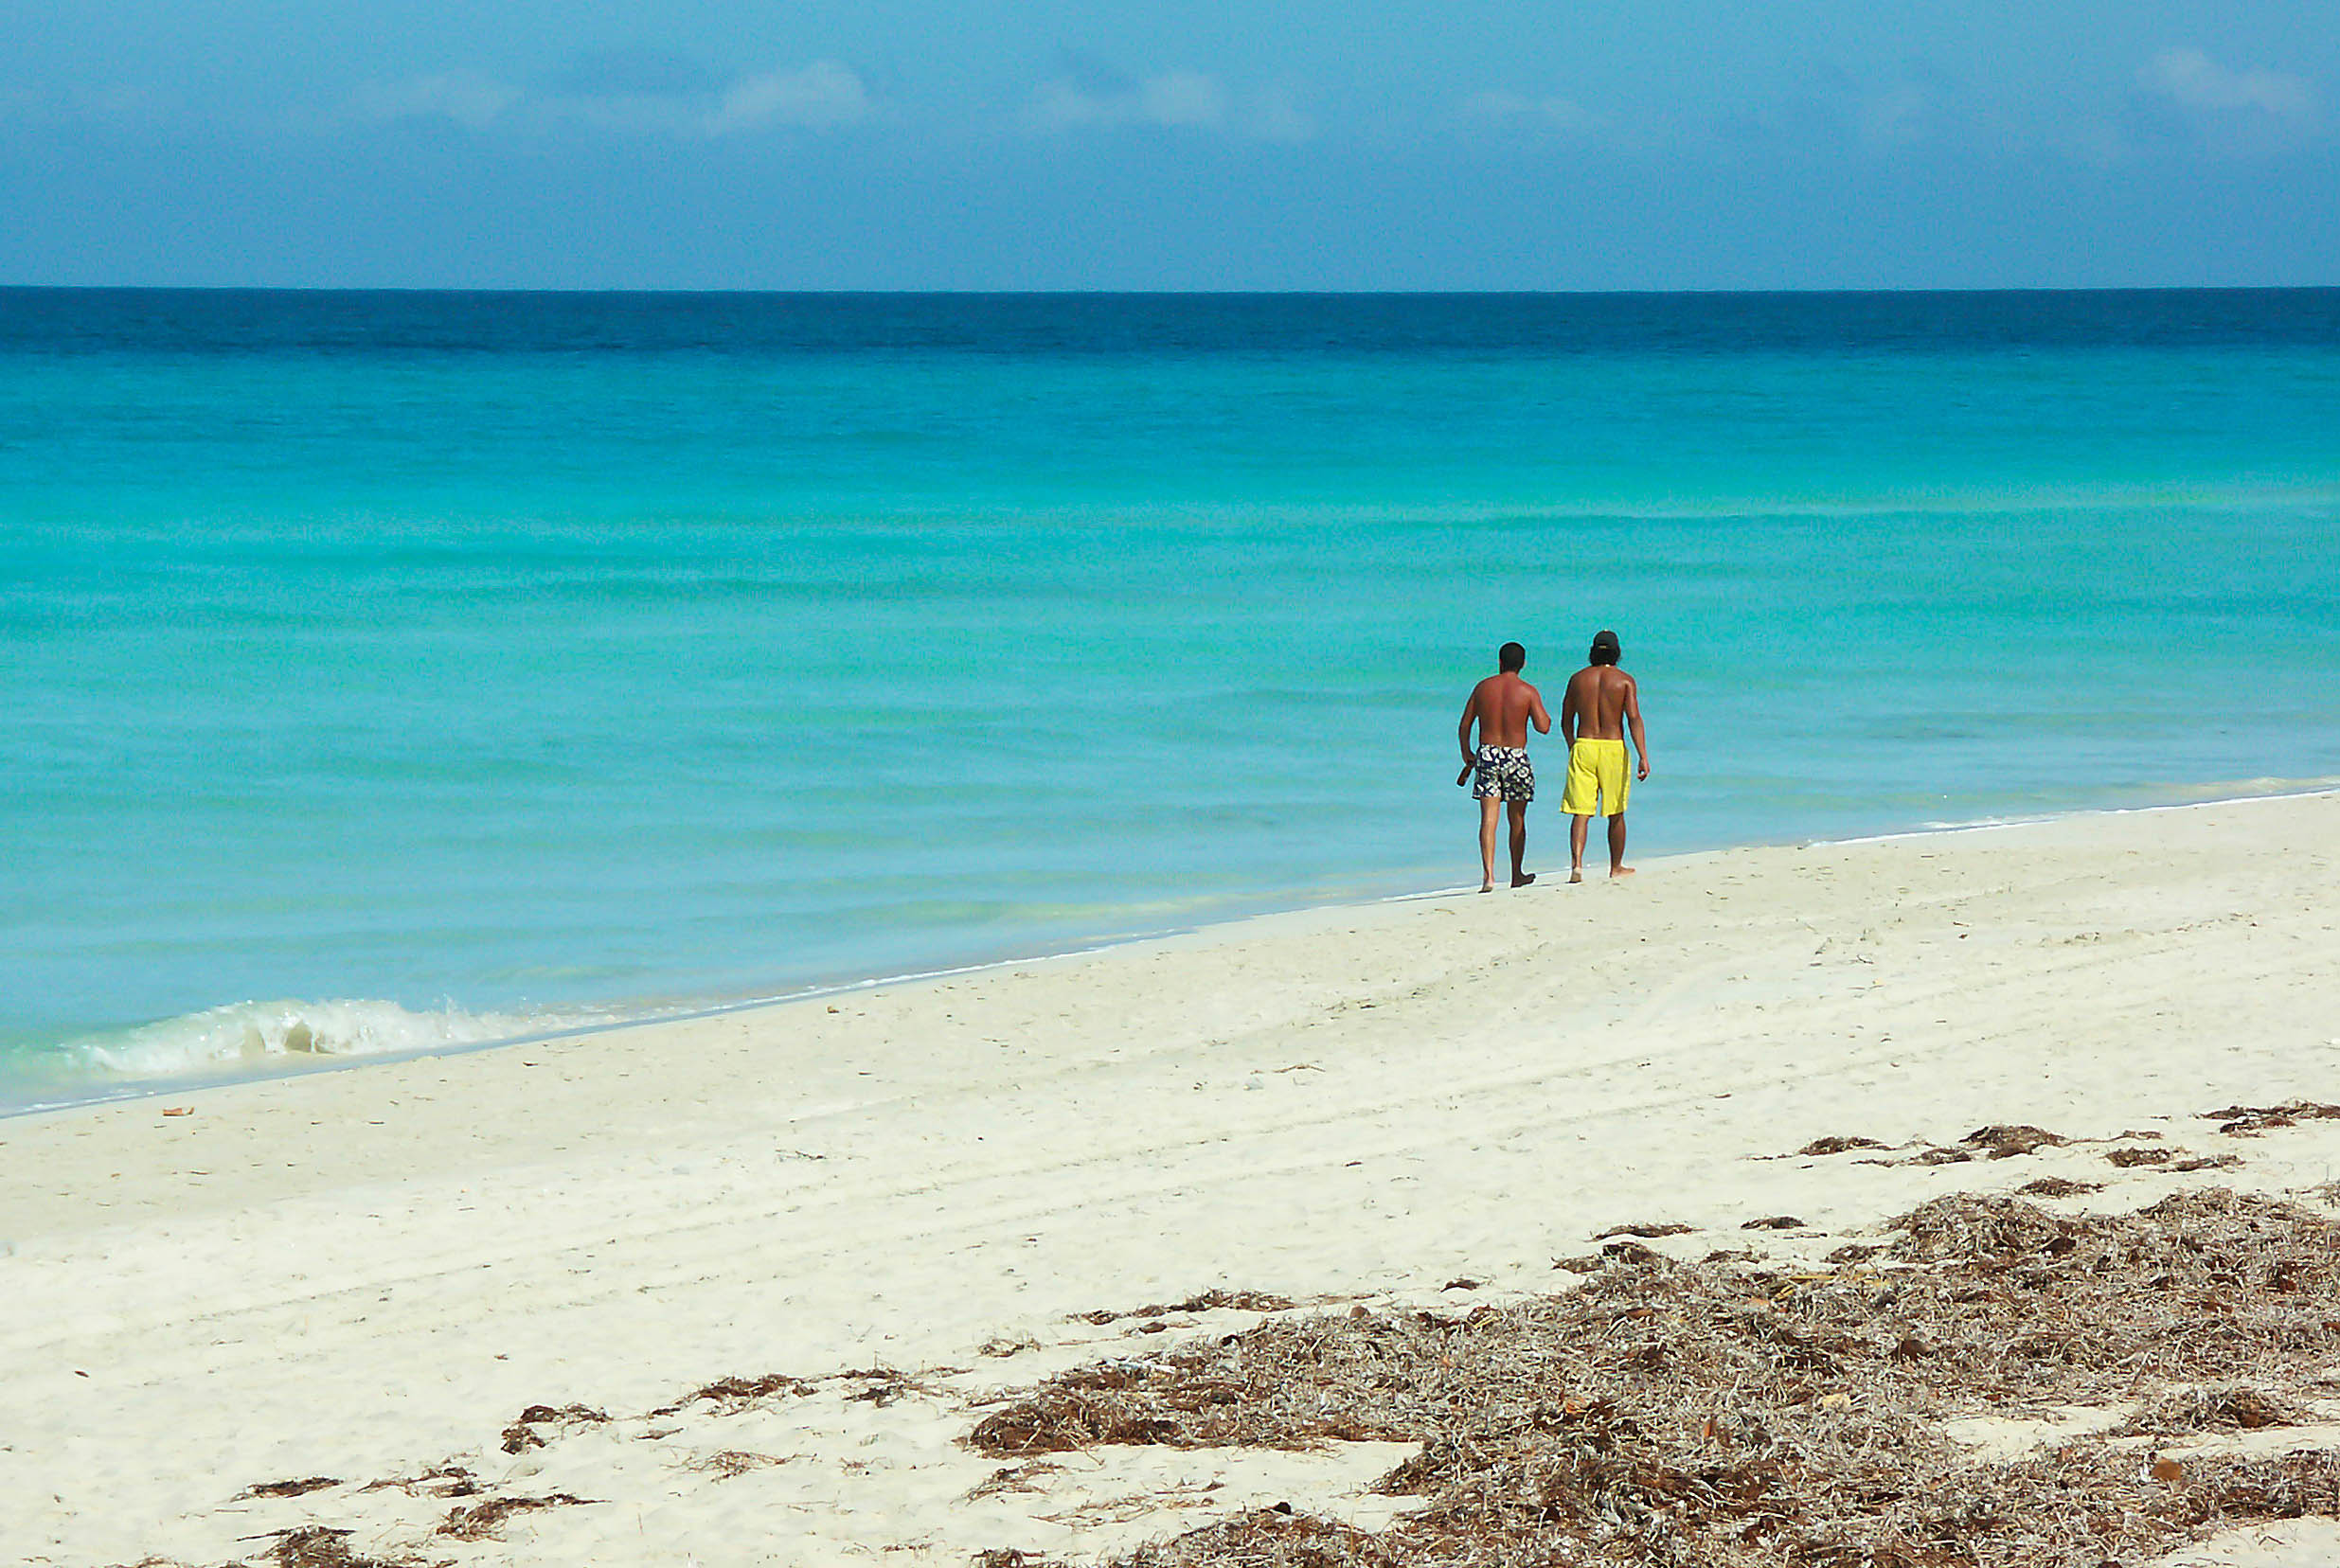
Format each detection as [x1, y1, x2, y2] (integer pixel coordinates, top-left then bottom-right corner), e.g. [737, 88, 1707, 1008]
[1608, 811, 1634, 877]
[1478, 794, 1500, 892]
[1568, 813, 1589, 882]
[1508, 799, 1534, 887]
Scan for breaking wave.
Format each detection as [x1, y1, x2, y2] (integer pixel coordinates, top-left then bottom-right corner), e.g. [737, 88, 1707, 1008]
[70, 998, 595, 1082]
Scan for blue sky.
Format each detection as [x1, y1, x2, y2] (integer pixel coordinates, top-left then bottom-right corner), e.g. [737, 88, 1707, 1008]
[5, 1, 2334, 289]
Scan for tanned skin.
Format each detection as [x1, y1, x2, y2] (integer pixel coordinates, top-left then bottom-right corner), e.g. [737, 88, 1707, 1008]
[1457, 668, 1552, 893]
[1560, 662, 1650, 881]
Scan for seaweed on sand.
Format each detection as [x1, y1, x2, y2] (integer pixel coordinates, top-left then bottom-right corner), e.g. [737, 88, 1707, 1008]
[254, 1528, 415, 1568]
[438, 1493, 595, 1541]
[1074, 1291, 1299, 1326]
[974, 1188, 2340, 1566]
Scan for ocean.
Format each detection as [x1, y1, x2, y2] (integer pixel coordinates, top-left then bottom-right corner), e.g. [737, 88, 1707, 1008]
[5, 288, 2337, 1112]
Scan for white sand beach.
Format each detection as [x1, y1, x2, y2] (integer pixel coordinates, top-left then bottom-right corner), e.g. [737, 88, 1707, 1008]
[5, 791, 2339, 1566]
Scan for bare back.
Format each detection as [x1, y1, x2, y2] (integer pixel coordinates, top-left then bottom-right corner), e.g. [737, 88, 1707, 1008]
[1563, 666, 1636, 740]
[1463, 672, 1547, 750]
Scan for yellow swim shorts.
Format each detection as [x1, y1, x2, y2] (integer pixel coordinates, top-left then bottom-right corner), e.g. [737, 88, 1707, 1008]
[1562, 737, 1631, 817]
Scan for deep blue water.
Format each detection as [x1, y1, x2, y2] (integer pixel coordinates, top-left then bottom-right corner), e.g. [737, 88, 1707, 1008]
[5, 289, 2337, 1108]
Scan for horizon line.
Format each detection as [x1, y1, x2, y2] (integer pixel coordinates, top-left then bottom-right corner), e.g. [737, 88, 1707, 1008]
[6, 282, 2339, 299]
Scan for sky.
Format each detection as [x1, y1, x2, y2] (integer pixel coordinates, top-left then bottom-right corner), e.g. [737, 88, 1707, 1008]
[4, 1, 2335, 290]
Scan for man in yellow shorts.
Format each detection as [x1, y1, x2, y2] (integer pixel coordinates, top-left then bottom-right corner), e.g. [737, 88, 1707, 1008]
[1560, 629, 1650, 882]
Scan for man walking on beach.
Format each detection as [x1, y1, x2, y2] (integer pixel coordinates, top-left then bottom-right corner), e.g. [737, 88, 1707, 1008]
[1561, 629, 1649, 882]
[1457, 642, 1551, 893]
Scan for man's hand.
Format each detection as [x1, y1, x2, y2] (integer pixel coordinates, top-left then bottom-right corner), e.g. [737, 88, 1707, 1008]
[1457, 762, 1474, 787]
[1637, 758, 1651, 781]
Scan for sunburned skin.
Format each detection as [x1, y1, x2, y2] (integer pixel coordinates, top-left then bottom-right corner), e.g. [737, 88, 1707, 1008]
[1458, 657, 1552, 894]
[1560, 644, 1651, 882]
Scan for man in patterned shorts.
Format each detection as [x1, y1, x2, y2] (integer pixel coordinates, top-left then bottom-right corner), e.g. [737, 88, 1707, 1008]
[1457, 641, 1552, 893]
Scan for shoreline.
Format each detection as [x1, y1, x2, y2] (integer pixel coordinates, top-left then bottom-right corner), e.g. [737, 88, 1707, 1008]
[13, 775, 2337, 1123]
[4, 788, 2338, 1562]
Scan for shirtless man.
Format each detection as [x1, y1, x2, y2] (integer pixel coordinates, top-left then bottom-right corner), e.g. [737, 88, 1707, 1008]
[1456, 642, 1552, 893]
[1560, 629, 1650, 882]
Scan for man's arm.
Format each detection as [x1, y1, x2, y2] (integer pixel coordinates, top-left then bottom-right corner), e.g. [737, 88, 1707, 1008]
[1456, 688, 1481, 784]
[1559, 677, 1580, 747]
[1624, 675, 1649, 780]
[1529, 686, 1552, 736]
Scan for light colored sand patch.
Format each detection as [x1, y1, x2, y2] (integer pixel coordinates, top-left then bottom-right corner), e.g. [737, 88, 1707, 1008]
[2142, 1518, 2340, 1567]
[1940, 1402, 2134, 1463]
[4, 791, 2339, 1563]
[2120, 1416, 2340, 1465]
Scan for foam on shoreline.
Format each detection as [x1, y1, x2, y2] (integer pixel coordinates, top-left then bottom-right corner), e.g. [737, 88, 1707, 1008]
[15, 777, 2337, 1118]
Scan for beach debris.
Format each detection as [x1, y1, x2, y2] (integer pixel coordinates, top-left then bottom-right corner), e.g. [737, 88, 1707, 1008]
[497, 1402, 609, 1453]
[965, 1460, 1063, 1501]
[161, 1107, 193, 1117]
[654, 1372, 814, 1416]
[2119, 1384, 2298, 1434]
[1551, 1255, 1604, 1274]
[1795, 1134, 1885, 1156]
[237, 1477, 341, 1500]
[1072, 1290, 1295, 1326]
[1740, 1215, 1805, 1230]
[2206, 1101, 2340, 1135]
[2173, 1153, 2242, 1172]
[1962, 1123, 2065, 1158]
[1873, 1143, 1974, 1167]
[683, 1448, 789, 1480]
[356, 1464, 476, 1498]
[1441, 1278, 1482, 1291]
[980, 1334, 1042, 1358]
[2107, 1146, 2175, 1167]
[843, 1367, 927, 1406]
[1592, 1221, 1694, 1239]
[252, 1525, 412, 1568]
[2016, 1176, 2101, 1197]
[438, 1492, 595, 1541]
[972, 1185, 2340, 1566]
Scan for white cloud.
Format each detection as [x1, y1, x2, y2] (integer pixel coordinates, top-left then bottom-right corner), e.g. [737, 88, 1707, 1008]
[358, 70, 520, 130]
[1856, 82, 1933, 147]
[1462, 90, 1595, 131]
[1028, 70, 1308, 138]
[1137, 71, 1228, 129]
[347, 61, 870, 138]
[1247, 89, 1315, 144]
[702, 61, 870, 134]
[2139, 48, 2314, 124]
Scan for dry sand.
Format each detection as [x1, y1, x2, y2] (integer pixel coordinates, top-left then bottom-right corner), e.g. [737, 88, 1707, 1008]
[3, 791, 2337, 1565]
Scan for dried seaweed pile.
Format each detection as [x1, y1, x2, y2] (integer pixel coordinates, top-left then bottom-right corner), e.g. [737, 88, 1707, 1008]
[971, 1189, 2340, 1566]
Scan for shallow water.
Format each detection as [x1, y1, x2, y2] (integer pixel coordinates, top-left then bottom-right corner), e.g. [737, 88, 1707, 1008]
[5, 289, 2338, 1107]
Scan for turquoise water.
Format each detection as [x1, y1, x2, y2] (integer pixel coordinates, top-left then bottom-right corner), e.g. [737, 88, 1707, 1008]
[5, 290, 2338, 1110]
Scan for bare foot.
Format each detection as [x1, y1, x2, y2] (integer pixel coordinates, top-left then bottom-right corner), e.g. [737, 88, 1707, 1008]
[1567, 870, 1583, 883]
[1480, 881, 1495, 894]
[1610, 864, 1636, 878]
[1511, 872, 1536, 888]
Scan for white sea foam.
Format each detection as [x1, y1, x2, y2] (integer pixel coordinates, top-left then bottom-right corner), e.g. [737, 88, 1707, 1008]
[72, 999, 571, 1081]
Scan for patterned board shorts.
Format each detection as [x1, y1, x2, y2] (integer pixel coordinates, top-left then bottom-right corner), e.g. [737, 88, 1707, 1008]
[1472, 745, 1535, 802]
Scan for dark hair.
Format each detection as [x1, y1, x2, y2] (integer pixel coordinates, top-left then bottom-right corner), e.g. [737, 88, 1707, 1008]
[1498, 641, 1527, 673]
[1589, 630, 1620, 667]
